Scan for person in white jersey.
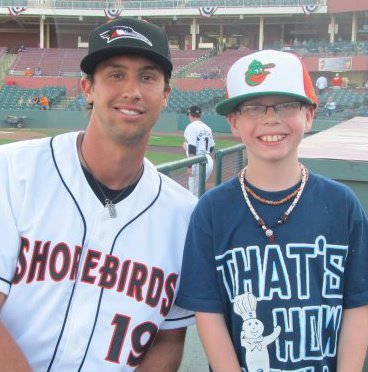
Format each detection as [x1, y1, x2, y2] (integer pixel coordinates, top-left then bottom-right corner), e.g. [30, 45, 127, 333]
[183, 105, 215, 197]
[315, 74, 328, 95]
[0, 17, 197, 371]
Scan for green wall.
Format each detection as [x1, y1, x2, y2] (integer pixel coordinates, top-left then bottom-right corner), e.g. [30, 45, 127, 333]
[300, 158, 368, 214]
[1, 109, 89, 130]
[0, 109, 337, 135]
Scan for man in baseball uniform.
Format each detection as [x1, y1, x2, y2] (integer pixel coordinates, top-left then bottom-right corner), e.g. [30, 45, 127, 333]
[183, 105, 215, 197]
[0, 17, 196, 371]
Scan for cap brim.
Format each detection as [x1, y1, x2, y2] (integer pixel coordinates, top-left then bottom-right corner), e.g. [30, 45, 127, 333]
[80, 46, 173, 76]
[216, 91, 315, 116]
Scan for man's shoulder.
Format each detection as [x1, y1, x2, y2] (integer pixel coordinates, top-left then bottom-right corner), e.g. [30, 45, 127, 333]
[0, 136, 51, 157]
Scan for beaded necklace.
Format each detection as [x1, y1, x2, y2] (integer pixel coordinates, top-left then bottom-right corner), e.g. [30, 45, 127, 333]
[238, 164, 308, 243]
[243, 182, 300, 206]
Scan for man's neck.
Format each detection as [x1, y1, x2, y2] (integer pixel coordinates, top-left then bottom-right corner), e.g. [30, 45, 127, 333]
[78, 131, 145, 190]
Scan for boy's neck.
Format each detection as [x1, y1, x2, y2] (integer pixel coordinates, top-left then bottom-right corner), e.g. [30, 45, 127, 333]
[245, 160, 302, 191]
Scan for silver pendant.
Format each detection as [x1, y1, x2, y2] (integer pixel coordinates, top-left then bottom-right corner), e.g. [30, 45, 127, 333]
[265, 229, 273, 238]
[106, 201, 117, 218]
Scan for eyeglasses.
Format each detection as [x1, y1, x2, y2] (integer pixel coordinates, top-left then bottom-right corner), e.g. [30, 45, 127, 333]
[236, 101, 306, 119]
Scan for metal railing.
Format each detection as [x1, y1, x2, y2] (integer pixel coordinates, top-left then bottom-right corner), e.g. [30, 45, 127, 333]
[215, 144, 245, 185]
[0, 0, 325, 10]
[157, 155, 207, 196]
[157, 145, 246, 197]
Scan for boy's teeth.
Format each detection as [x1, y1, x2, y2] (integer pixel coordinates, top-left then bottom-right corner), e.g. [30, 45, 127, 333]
[261, 135, 284, 142]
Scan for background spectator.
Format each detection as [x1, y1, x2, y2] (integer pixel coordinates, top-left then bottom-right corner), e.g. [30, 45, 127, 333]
[315, 75, 328, 95]
[34, 67, 43, 77]
[17, 96, 24, 107]
[39, 95, 49, 110]
[27, 96, 39, 107]
[24, 67, 33, 77]
[331, 73, 343, 88]
[324, 96, 336, 116]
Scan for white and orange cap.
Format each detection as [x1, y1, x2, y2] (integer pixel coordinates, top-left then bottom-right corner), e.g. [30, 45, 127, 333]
[216, 49, 318, 116]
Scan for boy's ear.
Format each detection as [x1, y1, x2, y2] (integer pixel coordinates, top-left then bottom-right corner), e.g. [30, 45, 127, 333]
[304, 106, 315, 133]
[227, 112, 241, 137]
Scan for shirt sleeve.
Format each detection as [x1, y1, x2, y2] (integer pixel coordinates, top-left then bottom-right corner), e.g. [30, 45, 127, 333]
[161, 304, 195, 329]
[176, 199, 224, 313]
[184, 124, 198, 148]
[342, 192, 368, 309]
[0, 152, 20, 296]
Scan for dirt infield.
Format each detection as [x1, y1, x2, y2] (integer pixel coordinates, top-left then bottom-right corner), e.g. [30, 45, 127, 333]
[0, 129, 47, 141]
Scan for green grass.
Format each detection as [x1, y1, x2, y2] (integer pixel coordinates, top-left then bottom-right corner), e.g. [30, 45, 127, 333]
[146, 151, 184, 165]
[0, 139, 14, 145]
[1, 128, 74, 137]
[0, 130, 238, 150]
[149, 134, 238, 149]
[149, 135, 183, 147]
[0, 130, 238, 165]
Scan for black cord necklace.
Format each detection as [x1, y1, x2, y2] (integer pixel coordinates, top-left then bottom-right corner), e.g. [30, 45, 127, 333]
[78, 133, 144, 218]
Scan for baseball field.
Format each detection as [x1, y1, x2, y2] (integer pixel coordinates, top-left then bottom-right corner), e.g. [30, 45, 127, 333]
[0, 127, 239, 165]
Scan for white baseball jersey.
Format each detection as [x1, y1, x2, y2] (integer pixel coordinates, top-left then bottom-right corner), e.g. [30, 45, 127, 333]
[0, 132, 196, 371]
[315, 75, 328, 90]
[184, 120, 215, 196]
[184, 119, 215, 156]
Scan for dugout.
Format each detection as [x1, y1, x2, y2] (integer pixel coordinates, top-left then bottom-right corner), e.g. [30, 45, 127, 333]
[299, 116, 368, 214]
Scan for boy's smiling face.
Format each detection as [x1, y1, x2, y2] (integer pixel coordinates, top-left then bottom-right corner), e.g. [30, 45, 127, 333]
[227, 95, 314, 165]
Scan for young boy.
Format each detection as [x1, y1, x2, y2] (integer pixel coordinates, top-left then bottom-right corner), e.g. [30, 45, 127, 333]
[176, 50, 368, 371]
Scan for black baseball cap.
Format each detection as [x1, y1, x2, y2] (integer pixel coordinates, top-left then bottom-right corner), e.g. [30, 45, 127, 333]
[187, 105, 202, 116]
[80, 17, 173, 77]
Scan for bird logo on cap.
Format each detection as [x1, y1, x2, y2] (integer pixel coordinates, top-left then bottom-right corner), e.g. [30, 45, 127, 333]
[100, 26, 152, 46]
[245, 59, 275, 86]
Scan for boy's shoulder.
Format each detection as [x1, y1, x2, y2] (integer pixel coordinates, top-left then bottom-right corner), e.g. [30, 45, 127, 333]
[308, 171, 364, 207]
[199, 176, 240, 207]
[310, 171, 352, 193]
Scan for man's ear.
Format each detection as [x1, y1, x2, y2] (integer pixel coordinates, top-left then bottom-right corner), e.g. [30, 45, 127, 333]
[227, 112, 241, 137]
[80, 77, 93, 104]
[162, 85, 171, 109]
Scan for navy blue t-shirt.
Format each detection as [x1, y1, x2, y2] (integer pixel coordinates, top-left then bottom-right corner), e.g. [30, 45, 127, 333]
[176, 172, 368, 371]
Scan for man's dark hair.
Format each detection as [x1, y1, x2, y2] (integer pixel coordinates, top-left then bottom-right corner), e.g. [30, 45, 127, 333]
[187, 105, 201, 118]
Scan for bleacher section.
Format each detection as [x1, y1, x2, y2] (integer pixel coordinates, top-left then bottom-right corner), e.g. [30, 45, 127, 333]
[7, 48, 211, 78]
[186, 48, 251, 78]
[3, 83, 368, 119]
[165, 87, 225, 114]
[68, 94, 87, 111]
[0, 47, 7, 60]
[2, 45, 368, 119]
[0, 85, 66, 110]
[9, 48, 87, 77]
[171, 49, 213, 76]
[315, 88, 368, 120]
[3, 76, 80, 96]
[265, 41, 368, 57]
